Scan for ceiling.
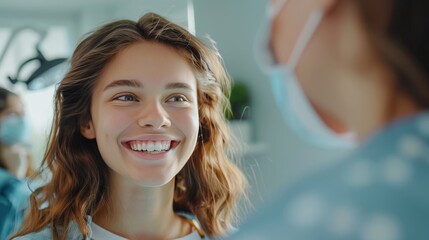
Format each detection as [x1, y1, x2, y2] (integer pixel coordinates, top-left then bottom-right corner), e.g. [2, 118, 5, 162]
[0, 0, 191, 35]
[0, 0, 168, 12]
[0, 0, 188, 18]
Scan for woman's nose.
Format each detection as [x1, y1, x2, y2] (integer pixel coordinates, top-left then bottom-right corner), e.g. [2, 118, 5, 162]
[137, 102, 171, 129]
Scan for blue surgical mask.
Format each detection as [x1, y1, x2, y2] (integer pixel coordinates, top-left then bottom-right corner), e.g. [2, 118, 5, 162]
[0, 115, 29, 145]
[256, 2, 356, 149]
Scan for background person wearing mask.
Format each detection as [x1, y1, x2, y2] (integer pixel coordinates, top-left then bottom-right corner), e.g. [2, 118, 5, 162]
[231, 0, 429, 239]
[0, 87, 33, 240]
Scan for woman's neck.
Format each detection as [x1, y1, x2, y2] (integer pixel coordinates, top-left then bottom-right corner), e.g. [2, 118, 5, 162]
[93, 172, 192, 239]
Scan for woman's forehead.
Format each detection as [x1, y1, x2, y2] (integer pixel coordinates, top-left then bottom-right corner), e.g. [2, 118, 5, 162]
[95, 41, 197, 92]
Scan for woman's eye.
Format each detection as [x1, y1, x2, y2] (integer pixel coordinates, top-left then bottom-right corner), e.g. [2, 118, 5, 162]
[167, 96, 188, 102]
[115, 95, 136, 101]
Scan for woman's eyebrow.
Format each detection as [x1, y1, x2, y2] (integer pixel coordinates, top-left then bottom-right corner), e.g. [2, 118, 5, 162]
[103, 80, 194, 92]
[103, 79, 142, 91]
[165, 82, 194, 91]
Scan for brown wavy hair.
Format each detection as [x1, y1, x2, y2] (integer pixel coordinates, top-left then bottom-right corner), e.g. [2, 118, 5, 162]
[355, 0, 429, 109]
[13, 12, 248, 239]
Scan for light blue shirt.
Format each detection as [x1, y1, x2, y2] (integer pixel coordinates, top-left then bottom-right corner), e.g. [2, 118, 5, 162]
[0, 169, 31, 240]
[230, 112, 429, 240]
[13, 212, 207, 240]
[13, 216, 92, 240]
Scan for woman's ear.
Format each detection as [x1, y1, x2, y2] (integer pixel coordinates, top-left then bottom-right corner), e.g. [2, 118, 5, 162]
[81, 121, 96, 139]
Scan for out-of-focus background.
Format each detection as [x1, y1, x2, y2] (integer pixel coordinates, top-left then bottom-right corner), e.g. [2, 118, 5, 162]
[0, 0, 347, 208]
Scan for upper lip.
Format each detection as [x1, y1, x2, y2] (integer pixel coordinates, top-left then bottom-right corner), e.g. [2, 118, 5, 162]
[122, 134, 179, 142]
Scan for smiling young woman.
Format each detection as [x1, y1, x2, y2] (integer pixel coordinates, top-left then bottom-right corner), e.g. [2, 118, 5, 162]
[11, 12, 248, 240]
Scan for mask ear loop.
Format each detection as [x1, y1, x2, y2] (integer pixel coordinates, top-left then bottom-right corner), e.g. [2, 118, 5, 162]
[287, 9, 324, 69]
[256, 2, 323, 72]
[268, 0, 288, 19]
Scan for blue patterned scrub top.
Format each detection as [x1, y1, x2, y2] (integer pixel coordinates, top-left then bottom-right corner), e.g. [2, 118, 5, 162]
[230, 112, 429, 240]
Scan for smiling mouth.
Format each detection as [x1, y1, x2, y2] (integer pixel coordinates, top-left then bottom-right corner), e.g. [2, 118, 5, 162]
[126, 140, 179, 154]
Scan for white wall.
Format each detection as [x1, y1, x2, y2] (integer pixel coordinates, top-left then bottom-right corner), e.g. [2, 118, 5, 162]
[193, 0, 348, 206]
[74, 0, 190, 38]
[0, 13, 74, 165]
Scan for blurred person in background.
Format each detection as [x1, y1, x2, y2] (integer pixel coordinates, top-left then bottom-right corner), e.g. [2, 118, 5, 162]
[0, 87, 33, 240]
[231, 0, 429, 239]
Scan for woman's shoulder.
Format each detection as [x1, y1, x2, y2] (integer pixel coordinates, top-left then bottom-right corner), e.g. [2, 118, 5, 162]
[12, 223, 84, 240]
[12, 228, 52, 240]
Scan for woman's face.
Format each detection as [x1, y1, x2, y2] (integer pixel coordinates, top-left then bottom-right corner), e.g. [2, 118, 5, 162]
[82, 41, 199, 187]
[0, 95, 25, 120]
[0, 95, 28, 178]
[270, 0, 335, 100]
[269, 0, 353, 132]
[270, 0, 315, 66]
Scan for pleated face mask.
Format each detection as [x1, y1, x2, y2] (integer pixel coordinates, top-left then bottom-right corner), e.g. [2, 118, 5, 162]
[255, 0, 357, 149]
[0, 115, 29, 145]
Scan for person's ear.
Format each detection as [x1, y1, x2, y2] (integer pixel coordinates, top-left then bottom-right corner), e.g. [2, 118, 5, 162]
[81, 120, 96, 139]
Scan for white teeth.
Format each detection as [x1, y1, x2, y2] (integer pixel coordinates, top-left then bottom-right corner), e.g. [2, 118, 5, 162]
[155, 141, 162, 151]
[162, 141, 170, 150]
[147, 141, 155, 151]
[130, 140, 172, 152]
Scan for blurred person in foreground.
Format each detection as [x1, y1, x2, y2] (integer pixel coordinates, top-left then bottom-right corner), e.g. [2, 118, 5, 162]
[231, 0, 429, 239]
